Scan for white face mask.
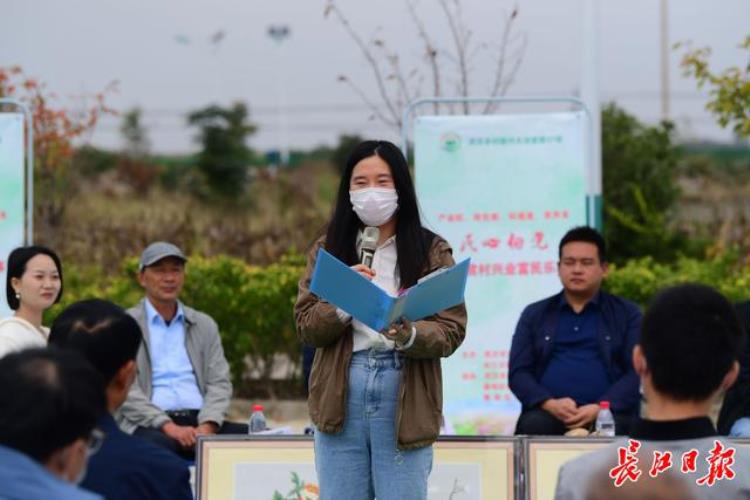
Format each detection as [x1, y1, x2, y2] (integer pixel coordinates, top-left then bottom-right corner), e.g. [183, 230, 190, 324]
[349, 187, 399, 227]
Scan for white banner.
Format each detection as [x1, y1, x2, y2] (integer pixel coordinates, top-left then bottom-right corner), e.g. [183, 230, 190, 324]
[0, 113, 26, 317]
[414, 112, 587, 434]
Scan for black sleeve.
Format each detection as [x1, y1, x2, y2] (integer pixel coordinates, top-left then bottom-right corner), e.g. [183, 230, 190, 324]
[717, 301, 750, 434]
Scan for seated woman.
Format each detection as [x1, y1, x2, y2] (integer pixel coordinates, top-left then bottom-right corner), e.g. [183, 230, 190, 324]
[0, 246, 63, 357]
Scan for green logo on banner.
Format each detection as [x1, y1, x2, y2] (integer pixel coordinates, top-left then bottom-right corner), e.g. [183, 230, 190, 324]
[440, 132, 461, 152]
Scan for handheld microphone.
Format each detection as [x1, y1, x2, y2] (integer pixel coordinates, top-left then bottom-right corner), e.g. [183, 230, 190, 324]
[359, 227, 380, 268]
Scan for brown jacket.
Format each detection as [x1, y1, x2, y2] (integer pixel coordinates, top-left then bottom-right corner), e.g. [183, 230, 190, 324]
[295, 234, 467, 450]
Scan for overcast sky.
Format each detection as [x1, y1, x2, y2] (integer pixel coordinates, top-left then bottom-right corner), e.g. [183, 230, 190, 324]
[2, 0, 748, 153]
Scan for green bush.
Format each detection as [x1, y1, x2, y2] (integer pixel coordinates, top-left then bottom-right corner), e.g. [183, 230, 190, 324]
[47, 250, 750, 396]
[605, 251, 750, 307]
[602, 104, 693, 263]
[46, 253, 306, 393]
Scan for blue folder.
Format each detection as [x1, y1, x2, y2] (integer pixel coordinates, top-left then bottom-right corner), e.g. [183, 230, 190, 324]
[309, 248, 470, 331]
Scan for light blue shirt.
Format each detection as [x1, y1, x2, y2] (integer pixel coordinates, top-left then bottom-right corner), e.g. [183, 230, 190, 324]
[0, 444, 102, 500]
[730, 416, 750, 437]
[145, 299, 204, 411]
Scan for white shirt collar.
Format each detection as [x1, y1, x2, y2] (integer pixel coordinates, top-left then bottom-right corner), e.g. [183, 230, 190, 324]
[379, 234, 397, 249]
[356, 229, 396, 251]
[144, 298, 184, 326]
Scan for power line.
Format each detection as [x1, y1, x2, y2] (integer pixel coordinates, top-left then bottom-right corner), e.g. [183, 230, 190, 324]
[105, 90, 713, 118]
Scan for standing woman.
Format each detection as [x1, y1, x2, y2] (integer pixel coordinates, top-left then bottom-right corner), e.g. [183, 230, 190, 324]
[0, 246, 63, 358]
[295, 140, 467, 500]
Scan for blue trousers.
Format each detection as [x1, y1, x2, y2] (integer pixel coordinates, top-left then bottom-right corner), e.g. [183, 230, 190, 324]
[314, 349, 433, 500]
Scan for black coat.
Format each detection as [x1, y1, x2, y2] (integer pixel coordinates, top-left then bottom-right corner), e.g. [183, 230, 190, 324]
[717, 301, 750, 435]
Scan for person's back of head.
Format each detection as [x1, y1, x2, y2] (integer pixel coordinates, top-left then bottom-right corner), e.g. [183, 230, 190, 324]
[49, 299, 142, 412]
[637, 283, 745, 402]
[0, 348, 105, 482]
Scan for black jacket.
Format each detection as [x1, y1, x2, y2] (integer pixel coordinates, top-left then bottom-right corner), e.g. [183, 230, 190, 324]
[508, 290, 642, 414]
[82, 413, 193, 500]
[717, 301, 750, 435]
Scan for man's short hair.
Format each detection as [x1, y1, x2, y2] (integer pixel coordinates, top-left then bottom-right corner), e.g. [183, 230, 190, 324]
[49, 299, 142, 384]
[641, 283, 745, 401]
[558, 226, 607, 262]
[0, 348, 105, 462]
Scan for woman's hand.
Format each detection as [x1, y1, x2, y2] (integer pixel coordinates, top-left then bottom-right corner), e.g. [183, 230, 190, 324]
[351, 264, 376, 280]
[382, 317, 413, 346]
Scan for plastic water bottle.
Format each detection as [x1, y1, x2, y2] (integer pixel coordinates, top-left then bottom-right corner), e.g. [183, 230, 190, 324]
[595, 401, 615, 437]
[248, 404, 267, 433]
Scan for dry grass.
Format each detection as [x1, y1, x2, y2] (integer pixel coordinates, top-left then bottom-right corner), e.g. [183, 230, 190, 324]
[39, 161, 339, 270]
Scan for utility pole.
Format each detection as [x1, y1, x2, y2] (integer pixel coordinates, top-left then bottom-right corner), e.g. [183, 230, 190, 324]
[267, 24, 291, 167]
[660, 0, 670, 121]
[582, 0, 602, 229]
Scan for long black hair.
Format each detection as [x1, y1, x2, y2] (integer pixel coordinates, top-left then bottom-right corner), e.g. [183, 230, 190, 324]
[324, 140, 435, 288]
[6, 245, 64, 310]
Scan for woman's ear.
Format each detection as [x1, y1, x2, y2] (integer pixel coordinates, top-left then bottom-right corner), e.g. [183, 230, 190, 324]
[10, 276, 21, 294]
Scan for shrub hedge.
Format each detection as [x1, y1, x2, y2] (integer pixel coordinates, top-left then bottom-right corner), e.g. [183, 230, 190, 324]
[45, 251, 750, 394]
[604, 252, 750, 307]
[46, 253, 306, 392]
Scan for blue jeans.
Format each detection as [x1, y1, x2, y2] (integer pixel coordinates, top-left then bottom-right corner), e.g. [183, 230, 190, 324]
[730, 417, 750, 437]
[314, 349, 433, 500]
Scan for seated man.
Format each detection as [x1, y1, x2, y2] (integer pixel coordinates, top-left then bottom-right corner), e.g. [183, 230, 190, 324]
[555, 284, 750, 499]
[118, 241, 246, 458]
[509, 226, 641, 435]
[717, 300, 750, 436]
[0, 348, 106, 500]
[49, 299, 193, 499]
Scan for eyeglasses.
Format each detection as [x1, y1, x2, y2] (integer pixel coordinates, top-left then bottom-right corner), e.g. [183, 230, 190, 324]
[85, 428, 106, 457]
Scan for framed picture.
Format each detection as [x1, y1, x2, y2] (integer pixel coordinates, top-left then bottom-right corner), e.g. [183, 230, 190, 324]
[196, 435, 517, 500]
[432, 436, 517, 500]
[524, 437, 614, 500]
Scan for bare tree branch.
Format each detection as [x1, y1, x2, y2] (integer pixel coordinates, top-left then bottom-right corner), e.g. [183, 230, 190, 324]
[406, 0, 441, 114]
[497, 34, 527, 98]
[326, 0, 527, 132]
[373, 38, 412, 112]
[326, 1, 401, 127]
[390, 54, 411, 109]
[336, 75, 398, 128]
[484, 6, 525, 114]
[438, 0, 471, 113]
